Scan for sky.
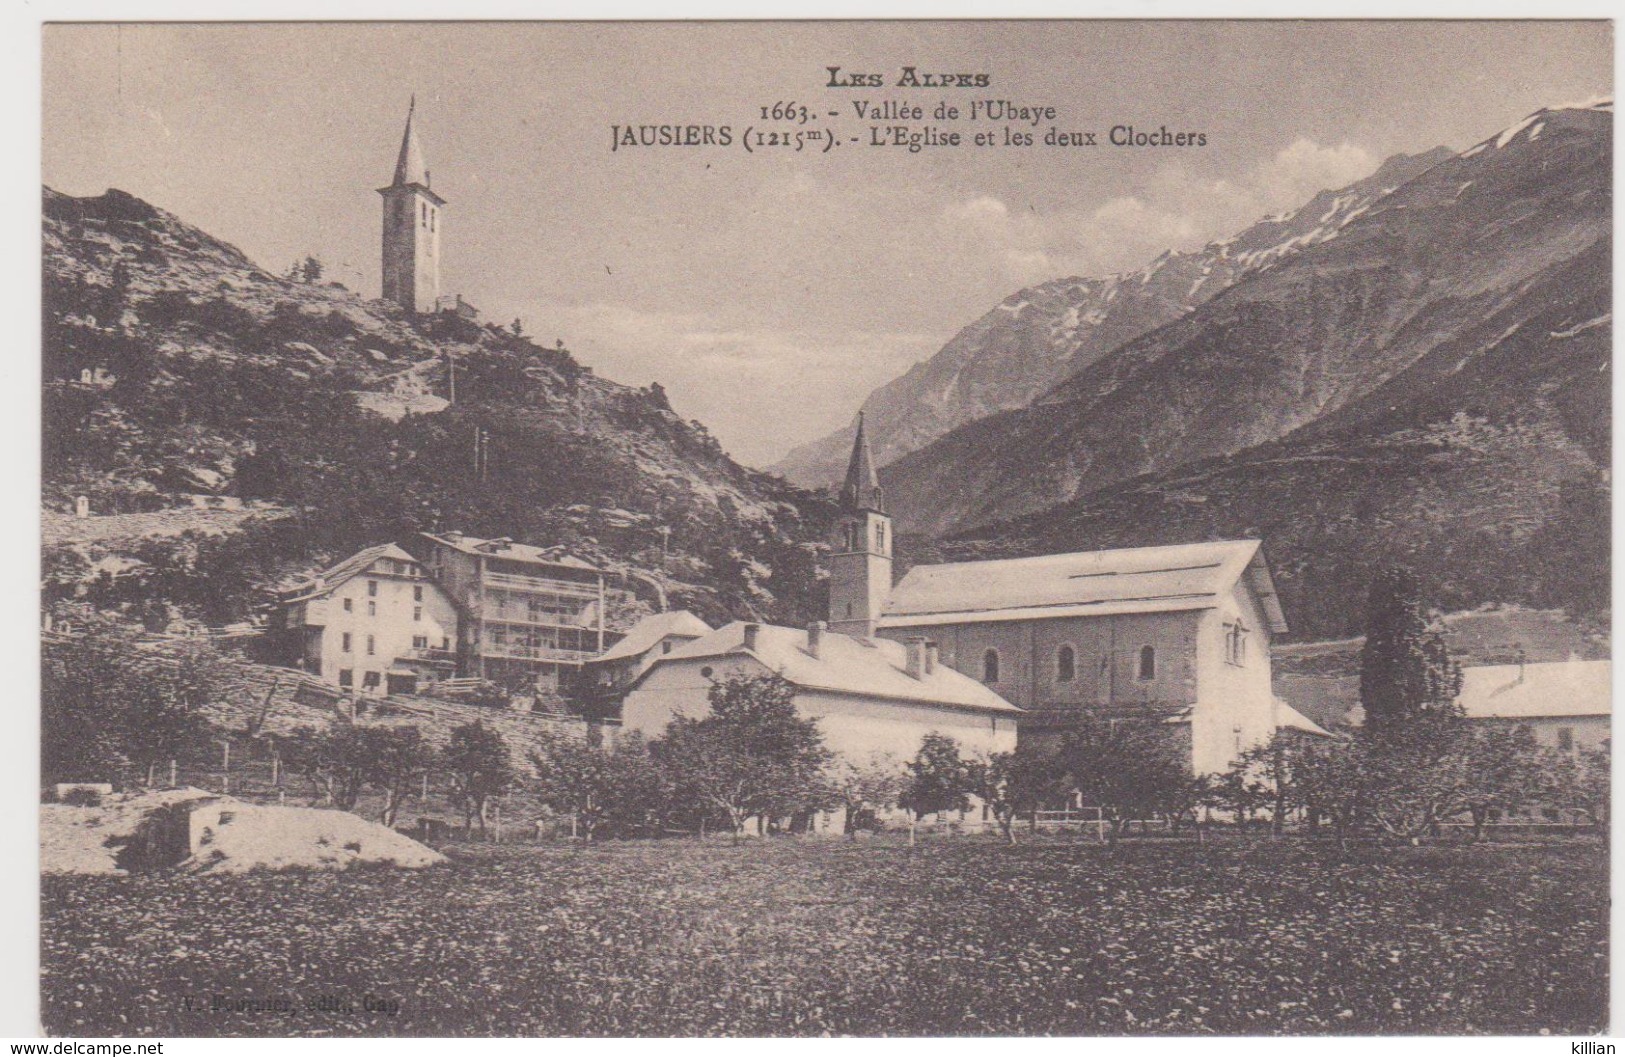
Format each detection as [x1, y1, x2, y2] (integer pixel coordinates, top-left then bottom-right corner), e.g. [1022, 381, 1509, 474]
[42, 21, 1612, 466]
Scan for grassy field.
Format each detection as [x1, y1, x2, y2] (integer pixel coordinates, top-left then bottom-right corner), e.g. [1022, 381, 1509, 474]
[41, 834, 1607, 1037]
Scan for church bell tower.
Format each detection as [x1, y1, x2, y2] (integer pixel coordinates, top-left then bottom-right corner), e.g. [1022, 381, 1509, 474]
[829, 413, 893, 639]
[378, 97, 445, 314]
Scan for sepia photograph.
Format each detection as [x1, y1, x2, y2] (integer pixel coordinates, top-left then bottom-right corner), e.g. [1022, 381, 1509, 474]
[33, 16, 1612, 1039]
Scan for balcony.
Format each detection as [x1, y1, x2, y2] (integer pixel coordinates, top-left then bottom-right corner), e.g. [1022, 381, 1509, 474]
[478, 642, 598, 664]
[404, 647, 459, 665]
[479, 604, 597, 629]
[484, 570, 600, 594]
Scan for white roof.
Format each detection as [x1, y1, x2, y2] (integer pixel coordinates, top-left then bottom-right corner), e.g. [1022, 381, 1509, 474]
[1275, 697, 1333, 737]
[655, 622, 1023, 715]
[1458, 660, 1611, 720]
[594, 611, 712, 664]
[421, 532, 599, 572]
[882, 540, 1286, 632]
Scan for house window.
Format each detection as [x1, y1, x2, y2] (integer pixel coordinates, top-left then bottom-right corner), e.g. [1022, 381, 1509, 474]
[362, 671, 381, 690]
[441, 636, 451, 650]
[342, 598, 352, 613]
[367, 600, 377, 617]
[1557, 727, 1575, 752]
[367, 580, 378, 597]
[412, 635, 429, 649]
[366, 635, 376, 656]
[341, 632, 352, 653]
[338, 669, 353, 688]
[414, 606, 423, 622]
[983, 649, 1000, 684]
[1057, 645, 1076, 682]
[1138, 645, 1157, 681]
[414, 585, 424, 602]
[1225, 620, 1249, 666]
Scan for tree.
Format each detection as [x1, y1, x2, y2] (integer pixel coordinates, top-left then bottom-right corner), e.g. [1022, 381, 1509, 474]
[1552, 738, 1610, 843]
[358, 725, 436, 828]
[1289, 737, 1376, 850]
[278, 722, 368, 810]
[830, 752, 905, 838]
[1056, 719, 1190, 846]
[973, 743, 1064, 844]
[1359, 566, 1463, 739]
[442, 720, 516, 834]
[652, 674, 832, 837]
[528, 730, 661, 840]
[42, 620, 222, 785]
[899, 733, 976, 846]
[510, 317, 524, 337]
[300, 256, 324, 283]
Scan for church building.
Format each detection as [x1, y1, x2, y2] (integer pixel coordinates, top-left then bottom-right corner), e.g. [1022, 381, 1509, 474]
[830, 417, 1291, 776]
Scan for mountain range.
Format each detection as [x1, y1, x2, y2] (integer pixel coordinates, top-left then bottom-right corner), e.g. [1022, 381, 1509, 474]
[773, 147, 1455, 488]
[891, 102, 1611, 639]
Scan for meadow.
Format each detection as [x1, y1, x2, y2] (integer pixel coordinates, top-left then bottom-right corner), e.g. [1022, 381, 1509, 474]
[41, 834, 1607, 1037]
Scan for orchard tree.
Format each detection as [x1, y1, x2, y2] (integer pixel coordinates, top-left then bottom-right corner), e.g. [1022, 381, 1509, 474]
[830, 752, 905, 837]
[529, 730, 663, 840]
[279, 722, 369, 811]
[973, 743, 1065, 845]
[653, 673, 832, 837]
[1057, 719, 1190, 846]
[443, 720, 516, 834]
[899, 733, 976, 845]
[42, 619, 223, 786]
[358, 725, 436, 828]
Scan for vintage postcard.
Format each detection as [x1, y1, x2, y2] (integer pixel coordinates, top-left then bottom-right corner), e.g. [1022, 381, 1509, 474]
[36, 18, 1610, 1039]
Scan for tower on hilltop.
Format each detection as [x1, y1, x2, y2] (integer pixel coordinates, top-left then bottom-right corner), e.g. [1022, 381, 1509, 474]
[378, 97, 444, 314]
[828, 413, 893, 639]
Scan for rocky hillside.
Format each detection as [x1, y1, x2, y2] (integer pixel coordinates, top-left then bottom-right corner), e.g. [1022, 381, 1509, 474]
[884, 102, 1610, 538]
[43, 188, 835, 629]
[773, 148, 1453, 488]
[917, 105, 1611, 639]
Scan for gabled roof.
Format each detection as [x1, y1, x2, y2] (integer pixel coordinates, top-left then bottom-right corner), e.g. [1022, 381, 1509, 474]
[283, 543, 421, 604]
[420, 532, 599, 573]
[1274, 697, 1333, 738]
[1458, 660, 1611, 720]
[654, 621, 1023, 715]
[594, 611, 712, 664]
[882, 539, 1287, 632]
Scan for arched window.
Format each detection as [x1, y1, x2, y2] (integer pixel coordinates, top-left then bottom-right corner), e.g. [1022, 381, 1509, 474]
[982, 648, 1000, 684]
[875, 521, 886, 555]
[1057, 644, 1076, 682]
[1138, 645, 1157, 681]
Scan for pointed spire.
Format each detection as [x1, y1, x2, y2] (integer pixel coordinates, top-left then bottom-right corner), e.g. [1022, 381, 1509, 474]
[391, 96, 430, 188]
[840, 412, 884, 514]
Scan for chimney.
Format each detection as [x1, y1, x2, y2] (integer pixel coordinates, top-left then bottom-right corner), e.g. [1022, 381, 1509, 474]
[925, 641, 939, 675]
[807, 621, 825, 659]
[905, 637, 927, 680]
[742, 623, 761, 652]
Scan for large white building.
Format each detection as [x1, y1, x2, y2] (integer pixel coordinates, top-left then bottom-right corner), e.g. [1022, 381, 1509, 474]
[620, 620, 1021, 763]
[829, 416, 1292, 776]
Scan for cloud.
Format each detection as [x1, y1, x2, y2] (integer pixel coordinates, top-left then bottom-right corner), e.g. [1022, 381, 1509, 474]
[939, 137, 1378, 283]
[531, 302, 938, 467]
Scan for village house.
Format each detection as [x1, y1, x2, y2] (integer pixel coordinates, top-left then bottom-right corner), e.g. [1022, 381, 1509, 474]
[1455, 658, 1610, 754]
[829, 415, 1292, 776]
[619, 619, 1022, 831]
[270, 543, 460, 696]
[407, 531, 607, 696]
[581, 610, 712, 694]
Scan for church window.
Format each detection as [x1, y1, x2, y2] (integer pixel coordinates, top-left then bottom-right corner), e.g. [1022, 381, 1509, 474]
[845, 602, 853, 618]
[875, 522, 886, 554]
[430, 209, 436, 232]
[1138, 645, 1156, 681]
[983, 649, 1000, 684]
[1057, 645, 1076, 683]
